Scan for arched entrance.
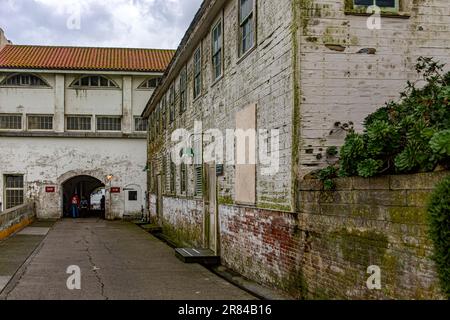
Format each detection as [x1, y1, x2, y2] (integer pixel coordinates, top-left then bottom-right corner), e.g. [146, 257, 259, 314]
[62, 175, 106, 219]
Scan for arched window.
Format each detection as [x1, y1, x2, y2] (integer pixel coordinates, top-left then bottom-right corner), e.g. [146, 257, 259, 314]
[0, 73, 50, 87]
[138, 77, 162, 89]
[71, 75, 119, 88]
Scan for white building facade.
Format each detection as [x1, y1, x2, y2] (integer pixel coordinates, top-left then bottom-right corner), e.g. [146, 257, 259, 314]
[0, 38, 174, 220]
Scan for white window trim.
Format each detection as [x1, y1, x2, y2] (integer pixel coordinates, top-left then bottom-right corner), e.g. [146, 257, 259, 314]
[193, 45, 203, 101]
[0, 113, 23, 131]
[26, 114, 54, 132]
[211, 14, 224, 83]
[65, 115, 93, 132]
[237, 0, 257, 59]
[69, 75, 120, 90]
[95, 115, 122, 132]
[0, 73, 51, 89]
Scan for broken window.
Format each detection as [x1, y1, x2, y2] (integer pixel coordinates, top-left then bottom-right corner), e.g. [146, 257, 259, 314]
[28, 115, 53, 131]
[71, 76, 118, 88]
[193, 47, 202, 99]
[4, 175, 24, 209]
[239, 0, 255, 56]
[0, 114, 22, 130]
[212, 19, 223, 80]
[66, 116, 92, 131]
[1, 74, 49, 87]
[96, 116, 122, 131]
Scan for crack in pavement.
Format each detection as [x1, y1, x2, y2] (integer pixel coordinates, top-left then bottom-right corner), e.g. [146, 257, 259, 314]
[82, 235, 109, 300]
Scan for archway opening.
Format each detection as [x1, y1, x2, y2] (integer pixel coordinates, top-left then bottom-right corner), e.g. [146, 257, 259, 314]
[62, 175, 106, 219]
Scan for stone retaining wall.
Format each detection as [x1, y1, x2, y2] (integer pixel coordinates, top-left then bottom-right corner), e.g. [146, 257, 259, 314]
[0, 203, 36, 240]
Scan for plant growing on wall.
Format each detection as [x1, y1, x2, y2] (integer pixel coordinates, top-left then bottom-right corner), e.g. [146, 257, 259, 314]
[335, 57, 450, 178]
[427, 176, 450, 299]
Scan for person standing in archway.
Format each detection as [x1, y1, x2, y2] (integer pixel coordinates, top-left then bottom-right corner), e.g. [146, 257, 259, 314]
[70, 192, 81, 218]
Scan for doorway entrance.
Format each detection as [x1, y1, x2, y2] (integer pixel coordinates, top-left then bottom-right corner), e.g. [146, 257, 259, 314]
[62, 175, 106, 219]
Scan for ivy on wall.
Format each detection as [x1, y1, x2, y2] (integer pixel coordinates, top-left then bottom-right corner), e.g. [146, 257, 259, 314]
[427, 176, 450, 299]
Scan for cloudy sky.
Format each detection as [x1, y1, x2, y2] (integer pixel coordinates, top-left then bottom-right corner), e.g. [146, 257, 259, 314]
[0, 0, 203, 49]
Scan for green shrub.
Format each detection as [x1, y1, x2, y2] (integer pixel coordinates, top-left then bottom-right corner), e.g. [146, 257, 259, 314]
[338, 57, 450, 178]
[318, 166, 338, 191]
[427, 176, 450, 298]
[430, 130, 450, 158]
[357, 159, 383, 178]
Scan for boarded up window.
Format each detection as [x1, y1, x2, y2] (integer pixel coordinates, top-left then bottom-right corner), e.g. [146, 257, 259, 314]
[235, 103, 256, 205]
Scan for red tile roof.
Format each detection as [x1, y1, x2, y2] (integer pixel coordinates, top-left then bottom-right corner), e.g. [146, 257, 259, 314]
[0, 45, 175, 73]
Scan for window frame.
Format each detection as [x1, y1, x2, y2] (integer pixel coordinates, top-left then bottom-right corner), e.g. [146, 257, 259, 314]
[179, 66, 188, 114]
[238, 0, 257, 58]
[138, 77, 162, 90]
[169, 84, 175, 123]
[352, 0, 399, 13]
[193, 46, 202, 100]
[4, 174, 24, 210]
[211, 17, 224, 82]
[0, 73, 50, 88]
[170, 160, 176, 194]
[27, 114, 54, 131]
[66, 115, 93, 132]
[96, 116, 122, 132]
[134, 116, 148, 132]
[70, 75, 120, 89]
[0, 114, 23, 131]
[180, 163, 187, 194]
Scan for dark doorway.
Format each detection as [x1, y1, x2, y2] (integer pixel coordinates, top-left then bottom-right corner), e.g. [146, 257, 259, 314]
[62, 175, 106, 219]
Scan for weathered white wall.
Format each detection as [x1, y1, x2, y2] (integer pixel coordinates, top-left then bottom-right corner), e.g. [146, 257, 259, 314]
[0, 70, 159, 218]
[297, 0, 450, 176]
[0, 137, 147, 219]
[0, 73, 55, 116]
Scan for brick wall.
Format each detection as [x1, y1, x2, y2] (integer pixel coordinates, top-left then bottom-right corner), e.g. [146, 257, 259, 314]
[0, 202, 35, 240]
[219, 171, 448, 299]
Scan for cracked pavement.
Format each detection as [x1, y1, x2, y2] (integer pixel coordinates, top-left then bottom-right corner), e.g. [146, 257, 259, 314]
[0, 219, 254, 300]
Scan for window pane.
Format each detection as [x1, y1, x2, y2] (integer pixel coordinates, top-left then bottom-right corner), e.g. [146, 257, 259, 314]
[90, 76, 99, 87]
[240, 0, 253, 23]
[28, 115, 53, 130]
[376, 0, 396, 7]
[0, 115, 22, 129]
[67, 116, 92, 131]
[5, 175, 24, 209]
[135, 117, 148, 132]
[80, 77, 89, 86]
[96, 117, 121, 131]
[128, 191, 138, 201]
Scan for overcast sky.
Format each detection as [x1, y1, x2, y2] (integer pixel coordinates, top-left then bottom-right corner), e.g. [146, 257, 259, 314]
[0, 0, 203, 49]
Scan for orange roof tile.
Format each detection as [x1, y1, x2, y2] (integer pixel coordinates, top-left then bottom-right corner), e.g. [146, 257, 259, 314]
[0, 45, 175, 73]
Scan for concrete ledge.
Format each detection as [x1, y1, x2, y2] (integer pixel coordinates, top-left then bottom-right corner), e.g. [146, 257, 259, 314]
[0, 131, 146, 139]
[0, 203, 36, 241]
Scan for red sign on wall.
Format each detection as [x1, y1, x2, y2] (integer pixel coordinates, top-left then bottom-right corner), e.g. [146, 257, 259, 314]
[45, 186, 56, 193]
[110, 187, 121, 194]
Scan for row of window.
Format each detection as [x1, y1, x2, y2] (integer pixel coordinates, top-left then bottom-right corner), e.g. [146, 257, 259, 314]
[149, 0, 255, 139]
[0, 74, 162, 90]
[0, 114, 148, 132]
[156, 158, 203, 197]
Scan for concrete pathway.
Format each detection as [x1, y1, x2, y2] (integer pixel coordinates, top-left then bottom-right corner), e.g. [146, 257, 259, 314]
[0, 219, 254, 300]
